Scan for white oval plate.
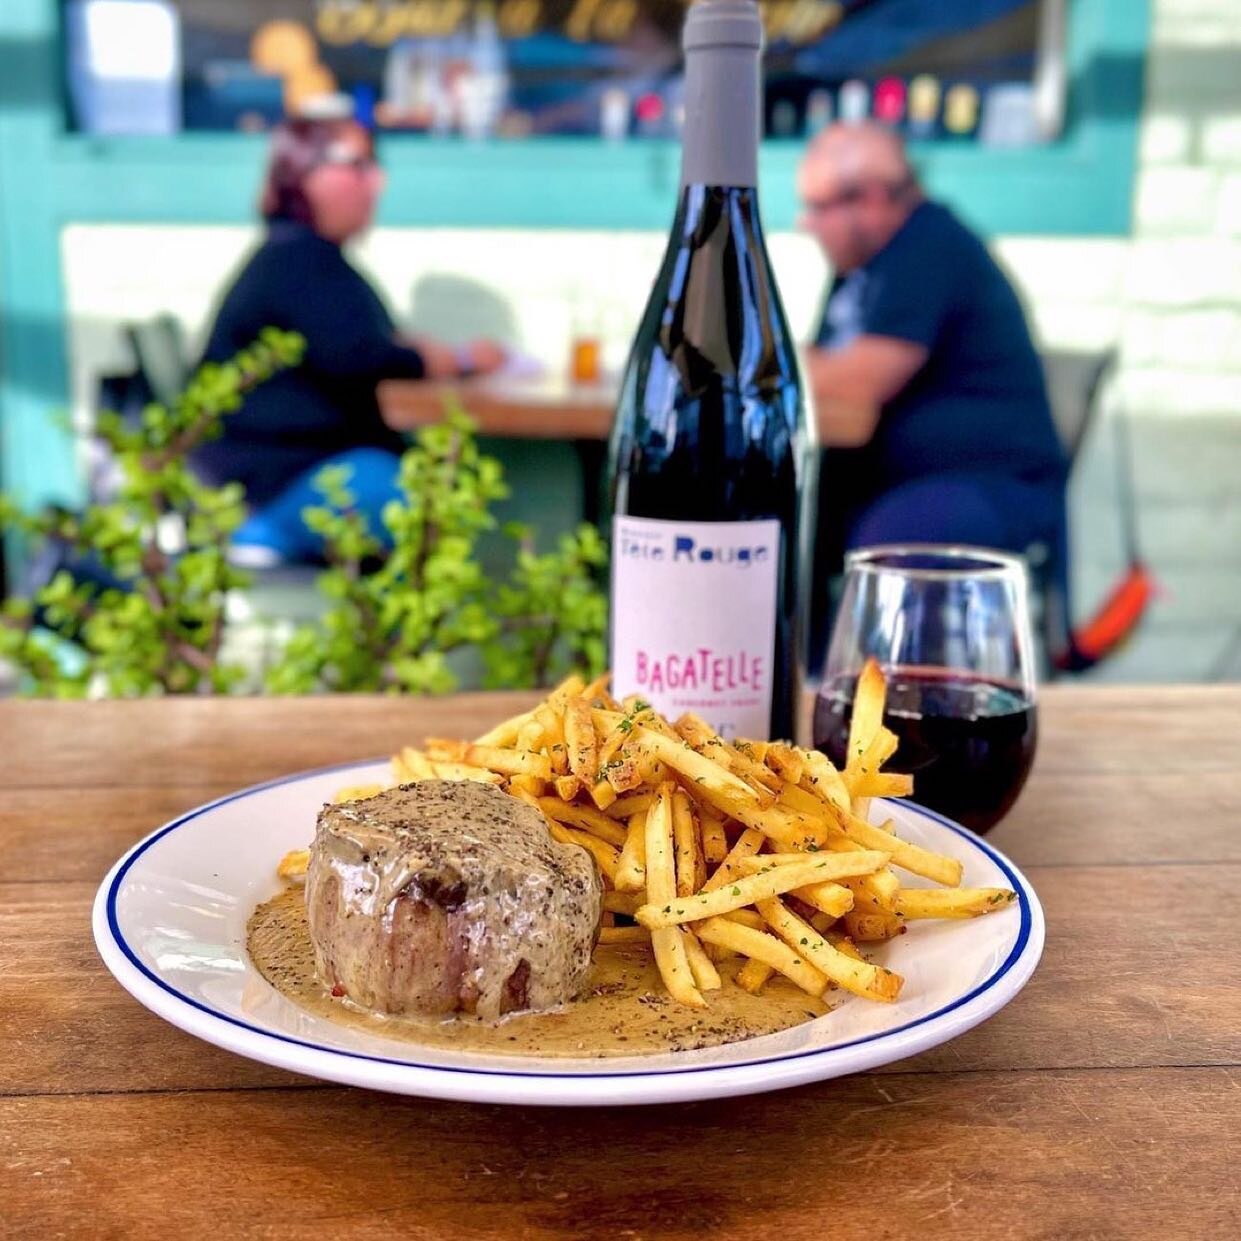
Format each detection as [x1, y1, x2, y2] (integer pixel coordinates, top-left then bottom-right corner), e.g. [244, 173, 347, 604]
[93, 760, 1044, 1107]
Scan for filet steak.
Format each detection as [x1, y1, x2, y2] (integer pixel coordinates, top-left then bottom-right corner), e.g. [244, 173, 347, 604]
[305, 780, 601, 1021]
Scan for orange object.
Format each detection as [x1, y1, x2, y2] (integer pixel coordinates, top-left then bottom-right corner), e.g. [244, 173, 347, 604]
[1056, 562, 1158, 671]
[571, 337, 601, 384]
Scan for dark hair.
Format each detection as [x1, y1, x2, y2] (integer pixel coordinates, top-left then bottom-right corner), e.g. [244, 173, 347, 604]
[259, 118, 373, 226]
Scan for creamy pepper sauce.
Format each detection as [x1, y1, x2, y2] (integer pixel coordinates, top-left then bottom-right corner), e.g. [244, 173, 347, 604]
[247, 886, 832, 1057]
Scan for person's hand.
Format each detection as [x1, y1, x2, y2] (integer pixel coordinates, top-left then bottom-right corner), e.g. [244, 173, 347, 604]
[462, 340, 507, 376]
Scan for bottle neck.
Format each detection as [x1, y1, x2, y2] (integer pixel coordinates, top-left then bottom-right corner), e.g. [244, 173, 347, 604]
[680, 43, 760, 189]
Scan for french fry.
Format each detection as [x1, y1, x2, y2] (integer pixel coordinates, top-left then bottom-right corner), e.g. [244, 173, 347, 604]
[546, 673, 586, 707]
[516, 720, 545, 753]
[564, 698, 600, 786]
[602, 890, 643, 916]
[424, 739, 466, 759]
[536, 706, 569, 776]
[675, 714, 781, 800]
[472, 710, 535, 747]
[394, 746, 436, 781]
[672, 790, 699, 899]
[777, 781, 837, 820]
[581, 671, 612, 702]
[849, 771, 915, 799]
[893, 887, 1018, 919]
[644, 786, 677, 906]
[615, 810, 648, 892]
[734, 738, 769, 763]
[736, 958, 774, 994]
[844, 910, 906, 942]
[832, 811, 963, 887]
[546, 820, 620, 884]
[603, 754, 643, 794]
[598, 925, 650, 946]
[792, 881, 854, 919]
[702, 827, 765, 892]
[645, 784, 704, 1007]
[587, 779, 618, 811]
[507, 773, 547, 798]
[721, 908, 765, 932]
[845, 870, 901, 914]
[331, 783, 386, 804]
[699, 810, 728, 864]
[682, 927, 722, 991]
[652, 927, 706, 1007]
[844, 726, 901, 797]
[799, 751, 852, 813]
[846, 656, 887, 767]
[826, 931, 866, 961]
[696, 917, 828, 998]
[463, 745, 553, 781]
[765, 743, 805, 786]
[277, 848, 309, 882]
[605, 792, 655, 820]
[538, 797, 628, 848]
[629, 726, 762, 807]
[737, 850, 889, 880]
[636, 857, 863, 930]
[756, 898, 903, 1001]
[553, 774, 582, 802]
[428, 761, 506, 785]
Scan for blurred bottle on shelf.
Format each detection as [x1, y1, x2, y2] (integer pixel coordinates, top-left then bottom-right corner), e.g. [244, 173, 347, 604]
[943, 83, 981, 139]
[838, 79, 869, 122]
[907, 74, 941, 140]
[873, 77, 906, 126]
[601, 87, 631, 141]
[805, 88, 833, 134]
[460, 3, 510, 139]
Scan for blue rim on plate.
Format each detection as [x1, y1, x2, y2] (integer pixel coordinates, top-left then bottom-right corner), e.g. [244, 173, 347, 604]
[96, 759, 1039, 1083]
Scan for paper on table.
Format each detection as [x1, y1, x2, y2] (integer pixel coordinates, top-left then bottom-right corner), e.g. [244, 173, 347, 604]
[494, 351, 546, 380]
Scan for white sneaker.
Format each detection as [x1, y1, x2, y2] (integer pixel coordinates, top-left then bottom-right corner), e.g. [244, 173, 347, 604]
[227, 543, 285, 570]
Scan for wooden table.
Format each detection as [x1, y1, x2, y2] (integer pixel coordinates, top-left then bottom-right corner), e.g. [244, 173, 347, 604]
[4, 688, 1239, 1238]
[378, 375, 615, 441]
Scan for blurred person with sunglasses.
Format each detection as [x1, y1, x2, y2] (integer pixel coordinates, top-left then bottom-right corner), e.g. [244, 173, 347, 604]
[193, 116, 507, 566]
[798, 122, 1067, 670]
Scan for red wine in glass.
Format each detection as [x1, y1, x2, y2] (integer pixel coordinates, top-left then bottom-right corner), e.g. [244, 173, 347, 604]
[814, 668, 1037, 833]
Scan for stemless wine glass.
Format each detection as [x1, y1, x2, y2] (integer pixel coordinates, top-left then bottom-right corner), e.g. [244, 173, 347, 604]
[813, 545, 1039, 834]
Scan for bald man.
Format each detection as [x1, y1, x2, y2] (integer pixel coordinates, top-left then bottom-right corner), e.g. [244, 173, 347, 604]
[799, 123, 1067, 666]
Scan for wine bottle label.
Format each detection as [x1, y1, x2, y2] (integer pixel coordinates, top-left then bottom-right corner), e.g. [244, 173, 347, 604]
[610, 514, 780, 740]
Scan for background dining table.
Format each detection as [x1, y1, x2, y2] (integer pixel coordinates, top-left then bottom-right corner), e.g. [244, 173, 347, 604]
[3, 685, 1239, 1239]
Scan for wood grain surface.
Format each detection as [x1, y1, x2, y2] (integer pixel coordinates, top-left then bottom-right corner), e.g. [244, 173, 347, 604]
[378, 376, 614, 441]
[3, 687, 1239, 1239]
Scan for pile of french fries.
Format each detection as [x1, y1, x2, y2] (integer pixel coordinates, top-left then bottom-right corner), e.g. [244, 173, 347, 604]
[285, 660, 1017, 1012]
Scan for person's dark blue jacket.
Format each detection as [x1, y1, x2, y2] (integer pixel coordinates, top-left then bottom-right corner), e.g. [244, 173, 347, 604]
[193, 221, 424, 509]
[817, 200, 1066, 494]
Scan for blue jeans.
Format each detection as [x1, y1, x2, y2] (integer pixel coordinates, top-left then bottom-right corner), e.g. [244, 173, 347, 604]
[232, 447, 403, 563]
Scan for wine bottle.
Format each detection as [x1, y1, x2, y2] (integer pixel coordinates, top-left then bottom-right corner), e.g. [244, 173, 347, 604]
[606, 0, 814, 742]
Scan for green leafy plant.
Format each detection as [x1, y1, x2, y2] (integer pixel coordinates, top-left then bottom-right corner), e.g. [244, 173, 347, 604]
[0, 329, 304, 696]
[266, 406, 608, 695]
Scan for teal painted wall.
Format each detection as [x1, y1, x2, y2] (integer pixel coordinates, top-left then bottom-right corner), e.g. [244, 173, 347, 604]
[0, 0, 1149, 514]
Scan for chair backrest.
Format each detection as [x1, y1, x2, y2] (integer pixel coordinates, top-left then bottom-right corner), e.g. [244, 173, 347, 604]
[1041, 348, 1117, 464]
[126, 314, 190, 408]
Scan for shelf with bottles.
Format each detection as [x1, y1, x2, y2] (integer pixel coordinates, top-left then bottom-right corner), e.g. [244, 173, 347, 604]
[63, 0, 1067, 148]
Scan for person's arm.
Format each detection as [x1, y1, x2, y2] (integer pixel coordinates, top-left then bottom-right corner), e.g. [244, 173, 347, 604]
[401, 336, 507, 380]
[808, 206, 957, 447]
[268, 244, 429, 383]
[803, 335, 928, 447]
